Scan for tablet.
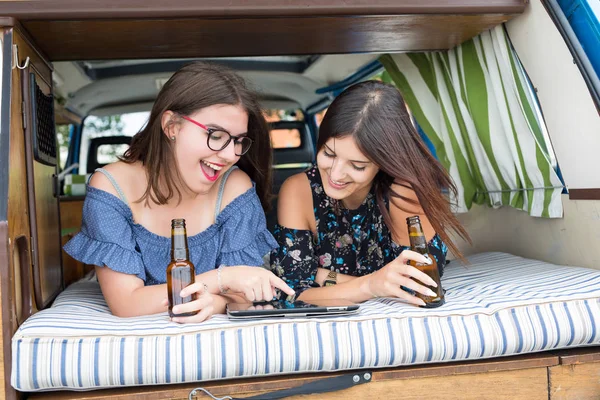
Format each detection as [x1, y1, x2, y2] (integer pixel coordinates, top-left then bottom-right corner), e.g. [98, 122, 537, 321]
[226, 299, 360, 319]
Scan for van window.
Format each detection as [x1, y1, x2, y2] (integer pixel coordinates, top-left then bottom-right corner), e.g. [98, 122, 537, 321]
[550, 0, 600, 105]
[79, 112, 148, 175]
[56, 123, 73, 170]
[265, 109, 304, 149]
[270, 127, 302, 149]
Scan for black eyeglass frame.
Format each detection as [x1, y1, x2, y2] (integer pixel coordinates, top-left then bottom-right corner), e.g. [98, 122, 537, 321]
[180, 115, 253, 156]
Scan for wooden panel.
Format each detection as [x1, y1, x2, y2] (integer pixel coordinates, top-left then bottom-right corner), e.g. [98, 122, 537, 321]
[55, 104, 82, 126]
[59, 199, 83, 232]
[29, 352, 559, 399]
[59, 199, 86, 286]
[549, 362, 600, 400]
[22, 13, 517, 61]
[0, 1, 528, 19]
[555, 346, 600, 365]
[29, 158, 63, 307]
[371, 352, 559, 379]
[30, 366, 550, 400]
[0, 17, 16, 27]
[569, 188, 600, 200]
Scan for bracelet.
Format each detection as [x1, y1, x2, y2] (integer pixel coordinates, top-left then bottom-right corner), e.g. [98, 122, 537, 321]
[217, 265, 229, 294]
[323, 270, 338, 287]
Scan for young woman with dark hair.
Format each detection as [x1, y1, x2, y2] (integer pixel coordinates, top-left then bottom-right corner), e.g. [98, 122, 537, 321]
[271, 80, 469, 306]
[65, 62, 294, 322]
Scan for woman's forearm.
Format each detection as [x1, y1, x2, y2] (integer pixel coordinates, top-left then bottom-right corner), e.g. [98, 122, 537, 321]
[113, 283, 169, 317]
[297, 275, 374, 303]
[315, 268, 359, 286]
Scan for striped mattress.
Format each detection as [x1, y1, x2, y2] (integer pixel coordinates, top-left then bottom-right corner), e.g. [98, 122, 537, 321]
[11, 252, 600, 392]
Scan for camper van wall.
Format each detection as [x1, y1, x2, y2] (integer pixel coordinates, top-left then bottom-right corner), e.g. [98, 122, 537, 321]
[455, 0, 600, 271]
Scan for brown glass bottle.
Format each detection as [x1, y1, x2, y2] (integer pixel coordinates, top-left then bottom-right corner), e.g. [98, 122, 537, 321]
[406, 216, 445, 308]
[167, 219, 198, 317]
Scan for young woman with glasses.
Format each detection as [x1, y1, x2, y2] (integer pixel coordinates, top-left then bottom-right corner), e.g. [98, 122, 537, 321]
[65, 62, 294, 322]
[271, 81, 470, 306]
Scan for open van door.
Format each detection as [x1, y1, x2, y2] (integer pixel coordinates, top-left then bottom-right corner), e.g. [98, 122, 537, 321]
[20, 47, 63, 311]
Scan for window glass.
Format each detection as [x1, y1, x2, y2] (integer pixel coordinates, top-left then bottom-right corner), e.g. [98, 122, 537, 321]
[264, 109, 304, 149]
[56, 123, 72, 170]
[554, 0, 600, 106]
[270, 127, 301, 149]
[79, 112, 148, 174]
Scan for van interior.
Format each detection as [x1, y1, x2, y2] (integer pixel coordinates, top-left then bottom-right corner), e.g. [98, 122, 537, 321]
[1, 1, 600, 399]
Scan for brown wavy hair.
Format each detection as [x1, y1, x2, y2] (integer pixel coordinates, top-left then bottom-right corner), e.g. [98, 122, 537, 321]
[121, 61, 272, 211]
[317, 80, 470, 259]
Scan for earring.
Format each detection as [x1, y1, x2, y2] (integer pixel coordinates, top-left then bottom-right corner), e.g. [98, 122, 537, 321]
[170, 136, 175, 141]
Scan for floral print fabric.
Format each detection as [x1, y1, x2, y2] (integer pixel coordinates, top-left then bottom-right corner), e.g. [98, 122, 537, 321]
[270, 165, 447, 296]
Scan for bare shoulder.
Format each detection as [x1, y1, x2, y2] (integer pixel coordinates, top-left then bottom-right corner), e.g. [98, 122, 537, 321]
[389, 182, 423, 214]
[88, 161, 141, 200]
[279, 172, 311, 203]
[277, 172, 313, 230]
[221, 167, 253, 208]
[389, 182, 435, 243]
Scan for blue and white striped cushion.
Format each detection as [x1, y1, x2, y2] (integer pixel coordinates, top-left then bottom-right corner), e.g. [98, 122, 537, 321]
[11, 252, 600, 391]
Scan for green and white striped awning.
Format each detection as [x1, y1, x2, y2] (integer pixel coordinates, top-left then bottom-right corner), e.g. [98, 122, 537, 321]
[380, 25, 563, 218]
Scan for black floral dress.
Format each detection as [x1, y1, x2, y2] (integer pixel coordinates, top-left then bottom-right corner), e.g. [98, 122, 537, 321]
[270, 165, 448, 297]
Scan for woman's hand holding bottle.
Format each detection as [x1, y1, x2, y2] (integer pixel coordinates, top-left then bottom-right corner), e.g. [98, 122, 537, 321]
[163, 282, 216, 323]
[362, 250, 438, 306]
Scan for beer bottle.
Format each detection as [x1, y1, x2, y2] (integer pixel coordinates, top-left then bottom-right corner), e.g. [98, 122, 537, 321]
[406, 216, 445, 308]
[167, 219, 198, 317]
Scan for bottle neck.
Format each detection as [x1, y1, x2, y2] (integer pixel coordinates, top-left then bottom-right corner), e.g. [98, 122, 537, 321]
[171, 228, 189, 261]
[408, 222, 429, 255]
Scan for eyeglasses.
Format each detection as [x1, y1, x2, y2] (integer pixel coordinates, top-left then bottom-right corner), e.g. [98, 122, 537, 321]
[180, 115, 253, 156]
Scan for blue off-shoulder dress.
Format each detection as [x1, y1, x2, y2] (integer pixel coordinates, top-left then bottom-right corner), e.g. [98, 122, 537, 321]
[64, 167, 277, 285]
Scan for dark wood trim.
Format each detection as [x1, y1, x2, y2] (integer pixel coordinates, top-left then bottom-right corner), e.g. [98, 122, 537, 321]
[13, 21, 52, 75]
[23, 14, 518, 61]
[55, 104, 82, 125]
[568, 188, 600, 200]
[1, 28, 25, 400]
[0, 17, 16, 27]
[0, 29, 12, 222]
[59, 195, 86, 202]
[0, 1, 527, 20]
[0, 222, 19, 400]
[556, 346, 600, 365]
[372, 352, 559, 380]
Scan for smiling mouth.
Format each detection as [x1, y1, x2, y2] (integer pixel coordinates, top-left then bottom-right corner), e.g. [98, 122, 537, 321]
[327, 176, 349, 190]
[200, 160, 224, 182]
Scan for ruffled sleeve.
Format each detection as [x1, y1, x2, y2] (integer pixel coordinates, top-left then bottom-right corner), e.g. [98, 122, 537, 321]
[270, 225, 319, 296]
[63, 187, 146, 282]
[216, 187, 278, 267]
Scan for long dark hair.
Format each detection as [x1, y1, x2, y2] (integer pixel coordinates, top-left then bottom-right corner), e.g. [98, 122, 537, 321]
[122, 61, 272, 211]
[317, 80, 470, 259]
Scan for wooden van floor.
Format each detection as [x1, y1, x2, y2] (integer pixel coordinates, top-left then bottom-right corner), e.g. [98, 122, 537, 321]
[25, 346, 600, 400]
